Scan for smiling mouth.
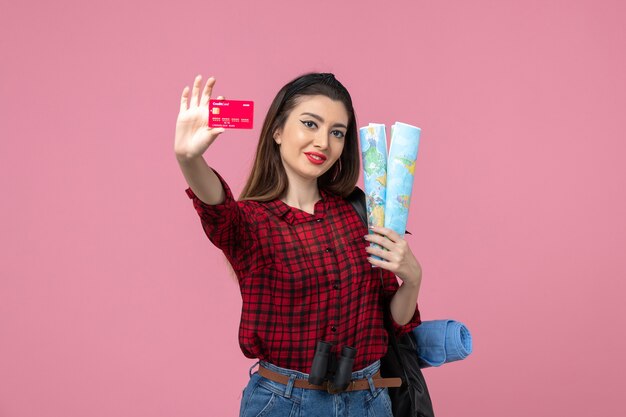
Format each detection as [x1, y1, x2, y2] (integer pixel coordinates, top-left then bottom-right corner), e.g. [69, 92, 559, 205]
[305, 153, 327, 164]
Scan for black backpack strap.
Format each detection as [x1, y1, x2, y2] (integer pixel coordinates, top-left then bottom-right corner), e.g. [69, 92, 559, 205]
[347, 186, 368, 226]
[346, 186, 416, 399]
[346, 186, 411, 235]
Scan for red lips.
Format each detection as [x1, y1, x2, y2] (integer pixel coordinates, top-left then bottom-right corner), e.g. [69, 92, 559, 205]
[304, 152, 327, 165]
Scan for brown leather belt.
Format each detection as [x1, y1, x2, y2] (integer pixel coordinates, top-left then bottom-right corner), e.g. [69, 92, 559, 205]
[258, 365, 402, 393]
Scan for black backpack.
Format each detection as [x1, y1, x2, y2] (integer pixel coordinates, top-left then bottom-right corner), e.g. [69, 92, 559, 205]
[347, 186, 435, 417]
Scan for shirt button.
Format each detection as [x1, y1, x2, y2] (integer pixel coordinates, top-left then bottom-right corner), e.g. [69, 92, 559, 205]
[333, 282, 340, 290]
[325, 247, 333, 253]
[316, 218, 323, 222]
[331, 326, 337, 332]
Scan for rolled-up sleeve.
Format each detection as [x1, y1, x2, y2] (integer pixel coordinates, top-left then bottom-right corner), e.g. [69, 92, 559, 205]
[184, 170, 255, 270]
[381, 270, 422, 337]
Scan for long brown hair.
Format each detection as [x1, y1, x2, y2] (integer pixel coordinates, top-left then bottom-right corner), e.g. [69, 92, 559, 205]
[239, 73, 360, 201]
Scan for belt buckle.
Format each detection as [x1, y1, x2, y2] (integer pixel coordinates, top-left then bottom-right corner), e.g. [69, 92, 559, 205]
[326, 380, 354, 394]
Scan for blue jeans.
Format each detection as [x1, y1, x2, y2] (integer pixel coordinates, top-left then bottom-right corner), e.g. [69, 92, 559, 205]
[239, 360, 393, 417]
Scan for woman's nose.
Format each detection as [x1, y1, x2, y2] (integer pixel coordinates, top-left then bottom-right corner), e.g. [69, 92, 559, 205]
[313, 131, 329, 149]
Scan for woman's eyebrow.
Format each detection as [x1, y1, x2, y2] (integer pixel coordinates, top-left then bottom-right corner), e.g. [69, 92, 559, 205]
[300, 112, 348, 129]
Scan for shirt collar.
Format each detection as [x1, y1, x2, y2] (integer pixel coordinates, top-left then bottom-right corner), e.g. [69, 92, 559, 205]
[264, 188, 333, 225]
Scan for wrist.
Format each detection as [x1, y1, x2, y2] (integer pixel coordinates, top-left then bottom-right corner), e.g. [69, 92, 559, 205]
[176, 153, 201, 164]
[401, 278, 421, 289]
[399, 269, 422, 288]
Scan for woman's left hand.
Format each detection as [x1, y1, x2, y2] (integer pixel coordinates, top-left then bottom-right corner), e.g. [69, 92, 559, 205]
[364, 226, 422, 286]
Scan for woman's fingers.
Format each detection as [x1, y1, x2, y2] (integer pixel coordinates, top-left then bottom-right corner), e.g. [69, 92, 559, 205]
[370, 226, 402, 243]
[190, 75, 202, 108]
[366, 254, 394, 270]
[365, 245, 396, 262]
[200, 76, 216, 107]
[180, 86, 190, 113]
[364, 233, 395, 251]
[181, 75, 217, 111]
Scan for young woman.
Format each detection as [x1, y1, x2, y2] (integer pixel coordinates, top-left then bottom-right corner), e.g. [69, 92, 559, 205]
[175, 72, 423, 417]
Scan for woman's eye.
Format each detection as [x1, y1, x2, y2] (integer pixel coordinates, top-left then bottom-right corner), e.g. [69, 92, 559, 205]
[332, 130, 345, 138]
[301, 120, 317, 129]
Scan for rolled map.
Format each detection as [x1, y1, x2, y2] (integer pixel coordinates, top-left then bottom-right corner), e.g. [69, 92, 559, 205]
[384, 122, 421, 237]
[359, 123, 388, 261]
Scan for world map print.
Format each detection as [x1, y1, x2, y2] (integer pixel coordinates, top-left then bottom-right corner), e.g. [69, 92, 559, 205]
[384, 122, 421, 237]
[359, 124, 388, 230]
[359, 124, 388, 261]
[359, 122, 421, 250]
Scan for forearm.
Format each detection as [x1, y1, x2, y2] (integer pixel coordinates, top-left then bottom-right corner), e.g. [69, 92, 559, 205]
[389, 278, 421, 326]
[177, 155, 225, 205]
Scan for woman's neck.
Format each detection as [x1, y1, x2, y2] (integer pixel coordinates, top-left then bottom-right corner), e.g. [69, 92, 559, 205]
[280, 177, 321, 213]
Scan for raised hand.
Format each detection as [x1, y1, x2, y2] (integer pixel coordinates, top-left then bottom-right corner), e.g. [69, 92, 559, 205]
[174, 75, 225, 161]
[364, 226, 423, 286]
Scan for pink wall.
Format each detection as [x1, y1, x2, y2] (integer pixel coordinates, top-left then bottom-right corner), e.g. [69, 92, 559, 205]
[2, 0, 625, 416]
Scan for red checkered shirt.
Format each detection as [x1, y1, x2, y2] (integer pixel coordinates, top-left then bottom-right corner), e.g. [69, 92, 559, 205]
[185, 170, 421, 373]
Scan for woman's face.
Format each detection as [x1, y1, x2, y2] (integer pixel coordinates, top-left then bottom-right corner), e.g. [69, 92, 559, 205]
[273, 95, 349, 184]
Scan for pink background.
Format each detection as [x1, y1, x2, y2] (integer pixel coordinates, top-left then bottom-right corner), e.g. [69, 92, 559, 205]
[2, 0, 625, 416]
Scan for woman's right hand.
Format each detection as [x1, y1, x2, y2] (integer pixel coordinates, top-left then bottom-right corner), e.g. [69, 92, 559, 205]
[174, 75, 225, 161]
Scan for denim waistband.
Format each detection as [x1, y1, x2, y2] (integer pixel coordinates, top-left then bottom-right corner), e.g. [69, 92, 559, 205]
[252, 359, 382, 398]
[256, 359, 381, 380]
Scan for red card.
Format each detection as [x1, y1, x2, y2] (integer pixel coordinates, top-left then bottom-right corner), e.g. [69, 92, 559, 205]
[209, 99, 254, 129]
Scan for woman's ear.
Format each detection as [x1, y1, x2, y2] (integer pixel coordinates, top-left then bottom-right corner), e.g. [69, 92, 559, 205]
[273, 129, 282, 145]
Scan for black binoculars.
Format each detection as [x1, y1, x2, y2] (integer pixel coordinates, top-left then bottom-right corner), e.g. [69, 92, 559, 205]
[308, 341, 357, 392]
